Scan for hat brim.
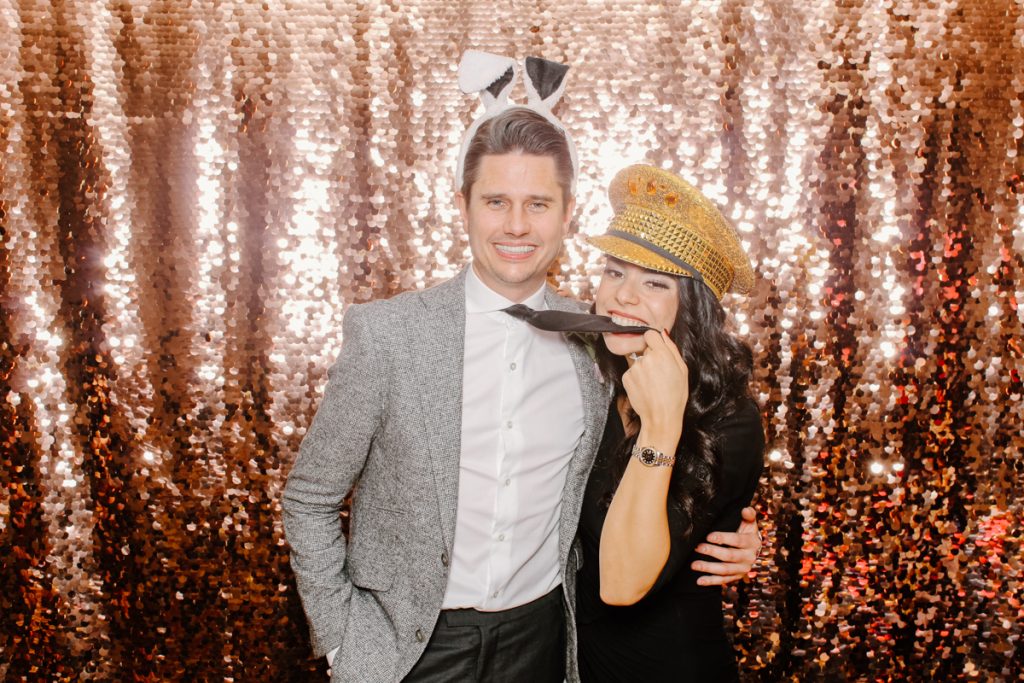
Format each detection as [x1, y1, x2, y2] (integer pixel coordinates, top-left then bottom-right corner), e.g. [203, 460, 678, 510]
[586, 234, 695, 280]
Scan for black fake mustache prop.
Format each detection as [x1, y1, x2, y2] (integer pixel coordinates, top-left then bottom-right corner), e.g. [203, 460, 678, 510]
[502, 304, 656, 334]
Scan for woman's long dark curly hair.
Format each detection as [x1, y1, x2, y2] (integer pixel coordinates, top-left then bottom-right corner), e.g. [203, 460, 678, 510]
[595, 275, 754, 544]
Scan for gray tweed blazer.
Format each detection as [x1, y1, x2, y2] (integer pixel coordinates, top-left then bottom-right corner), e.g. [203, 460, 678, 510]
[282, 269, 612, 682]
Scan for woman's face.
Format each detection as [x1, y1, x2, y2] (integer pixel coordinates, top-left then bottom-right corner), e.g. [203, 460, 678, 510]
[595, 257, 680, 358]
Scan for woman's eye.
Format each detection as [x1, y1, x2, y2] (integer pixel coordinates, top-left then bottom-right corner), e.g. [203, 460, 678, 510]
[645, 280, 671, 289]
[604, 267, 623, 278]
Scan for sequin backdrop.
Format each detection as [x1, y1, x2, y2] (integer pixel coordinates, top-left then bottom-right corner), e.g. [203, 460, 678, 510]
[1, 0, 1022, 680]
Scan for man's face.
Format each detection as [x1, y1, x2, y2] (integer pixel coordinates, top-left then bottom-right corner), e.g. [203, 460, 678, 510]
[457, 153, 575, 303]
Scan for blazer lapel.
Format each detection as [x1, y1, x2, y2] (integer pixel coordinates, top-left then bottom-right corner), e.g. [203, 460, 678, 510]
[544, 289, 613, 564]
[410, 271, 467, 551]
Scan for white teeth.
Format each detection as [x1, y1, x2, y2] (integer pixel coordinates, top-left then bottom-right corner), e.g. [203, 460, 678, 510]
[610, 315, 647, 327]
[495, 244, 535, 255]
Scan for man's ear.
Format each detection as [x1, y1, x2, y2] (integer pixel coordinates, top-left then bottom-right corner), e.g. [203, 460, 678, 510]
[456, 191, 469, 225]
[562, 195, 576, 235]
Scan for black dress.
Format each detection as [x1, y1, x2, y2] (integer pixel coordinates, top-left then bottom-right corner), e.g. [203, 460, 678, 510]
[575, 398, 764, 683]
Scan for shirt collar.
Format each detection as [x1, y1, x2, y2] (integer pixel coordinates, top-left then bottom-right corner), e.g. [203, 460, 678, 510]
[465, 264, 548, 314]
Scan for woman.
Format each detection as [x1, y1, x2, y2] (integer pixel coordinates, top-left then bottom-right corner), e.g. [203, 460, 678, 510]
[575, 164, 764, 682]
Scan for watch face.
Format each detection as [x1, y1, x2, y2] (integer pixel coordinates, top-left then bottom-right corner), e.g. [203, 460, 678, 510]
[639, 448, 658, 466]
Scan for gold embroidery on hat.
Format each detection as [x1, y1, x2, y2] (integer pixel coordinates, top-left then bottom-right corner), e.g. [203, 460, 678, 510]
[607, 206, 734, 298]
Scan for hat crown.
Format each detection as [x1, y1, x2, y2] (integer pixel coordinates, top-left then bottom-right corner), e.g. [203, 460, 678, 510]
[589, 165, 754, 299]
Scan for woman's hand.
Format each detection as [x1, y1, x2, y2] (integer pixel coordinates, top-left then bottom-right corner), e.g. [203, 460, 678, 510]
[621, 329, 688, 434]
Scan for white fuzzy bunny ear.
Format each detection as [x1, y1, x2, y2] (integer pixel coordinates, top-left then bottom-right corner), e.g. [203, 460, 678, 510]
[523, 56, 569, 111]
[455, 50, 521, 190]
[458, 50, 518, 110]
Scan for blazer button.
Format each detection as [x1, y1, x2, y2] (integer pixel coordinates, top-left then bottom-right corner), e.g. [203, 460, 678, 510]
[415, 629, 425, 642]
[441, 552, 449, 567]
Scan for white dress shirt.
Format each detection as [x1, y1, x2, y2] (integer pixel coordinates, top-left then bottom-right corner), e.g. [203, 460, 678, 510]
[440, 265, 586, 611]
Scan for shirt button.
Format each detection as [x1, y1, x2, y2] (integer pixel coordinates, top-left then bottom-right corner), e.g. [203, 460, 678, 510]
[441, 552, 449, 567]
[509, 362, 517, 371]
[492, 591, 499, 598]
[498, 533, 505, 541]
[504, 478, 511, 487]
[415, 629, 425, 642]
[506, 420, 513, 429]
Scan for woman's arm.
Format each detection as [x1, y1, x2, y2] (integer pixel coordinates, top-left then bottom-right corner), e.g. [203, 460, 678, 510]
[598, 329, 687, 605]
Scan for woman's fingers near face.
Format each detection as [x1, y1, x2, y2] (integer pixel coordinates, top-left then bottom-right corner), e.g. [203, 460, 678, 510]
[636, 331, 667, 363]
[655, 328, 688, 372]
[642, 329, 663, 351]
[639, 330, 686, 375]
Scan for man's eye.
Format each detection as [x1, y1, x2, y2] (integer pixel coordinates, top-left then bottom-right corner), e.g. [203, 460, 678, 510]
[529, 202, 548, 211]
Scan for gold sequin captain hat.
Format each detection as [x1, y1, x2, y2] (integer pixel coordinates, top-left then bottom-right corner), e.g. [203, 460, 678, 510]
[587, 165, 755, 300]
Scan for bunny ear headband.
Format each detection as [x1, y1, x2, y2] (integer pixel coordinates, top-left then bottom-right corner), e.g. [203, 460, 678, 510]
[455, 50, 579, 194]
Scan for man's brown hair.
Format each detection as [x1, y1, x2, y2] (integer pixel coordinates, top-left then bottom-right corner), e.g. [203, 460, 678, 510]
[460, 107, 574, 204]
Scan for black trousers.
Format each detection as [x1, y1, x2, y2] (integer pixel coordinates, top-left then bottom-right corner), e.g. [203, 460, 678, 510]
[403, 587, 566, 683]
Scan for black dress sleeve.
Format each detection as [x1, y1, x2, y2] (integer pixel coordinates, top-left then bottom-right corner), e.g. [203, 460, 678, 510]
[638, 397, 765, 600]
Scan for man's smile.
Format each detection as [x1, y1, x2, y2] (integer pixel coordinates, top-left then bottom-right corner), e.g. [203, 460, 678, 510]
[494, 243, 537, 259]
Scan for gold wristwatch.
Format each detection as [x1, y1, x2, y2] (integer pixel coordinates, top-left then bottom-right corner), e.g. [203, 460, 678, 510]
[631, 444, 676, 467]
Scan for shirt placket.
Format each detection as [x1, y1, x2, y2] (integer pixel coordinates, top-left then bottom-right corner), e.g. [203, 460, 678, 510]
[488, 315, 525, 605]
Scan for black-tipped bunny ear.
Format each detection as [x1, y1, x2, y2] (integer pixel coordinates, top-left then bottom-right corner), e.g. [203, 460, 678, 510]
[524, 57, 569, 102]
[486, 66, 515, 99]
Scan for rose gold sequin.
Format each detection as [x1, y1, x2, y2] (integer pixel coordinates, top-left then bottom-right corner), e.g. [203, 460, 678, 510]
[0, 0, 1022, 680]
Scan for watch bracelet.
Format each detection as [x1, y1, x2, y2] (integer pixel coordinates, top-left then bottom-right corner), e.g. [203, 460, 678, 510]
[631, 443, 676, 467]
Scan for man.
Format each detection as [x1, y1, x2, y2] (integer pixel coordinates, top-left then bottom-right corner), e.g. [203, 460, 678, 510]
[282, 105, 761, 681]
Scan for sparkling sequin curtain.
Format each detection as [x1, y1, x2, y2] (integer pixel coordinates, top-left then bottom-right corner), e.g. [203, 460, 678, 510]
[1, 0, 1022, 680]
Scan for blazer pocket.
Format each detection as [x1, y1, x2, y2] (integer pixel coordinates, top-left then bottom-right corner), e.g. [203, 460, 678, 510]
[346, 506, 403, 591]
